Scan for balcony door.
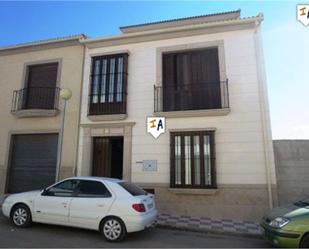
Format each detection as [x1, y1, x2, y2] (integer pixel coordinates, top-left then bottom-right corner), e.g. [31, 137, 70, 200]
[24, 62, 58, 110]
[162, 48, 221, 112]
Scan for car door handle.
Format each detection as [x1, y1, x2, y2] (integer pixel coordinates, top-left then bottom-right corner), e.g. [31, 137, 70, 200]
[97, 204, 105, 207]
[61, 202, 68, 208]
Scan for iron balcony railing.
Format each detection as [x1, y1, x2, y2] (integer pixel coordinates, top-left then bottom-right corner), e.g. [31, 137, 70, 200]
[88, 92, 127, 115]
[154, 80, 229, 112]
[11, 87, 60, 112]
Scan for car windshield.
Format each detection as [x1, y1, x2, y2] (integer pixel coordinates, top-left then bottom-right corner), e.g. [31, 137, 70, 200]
[294, 198, 309, 207]
[118, 182, 147, 196]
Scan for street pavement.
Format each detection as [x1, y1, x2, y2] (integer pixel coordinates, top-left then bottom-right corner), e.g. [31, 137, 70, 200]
[0, 211, 272, 248]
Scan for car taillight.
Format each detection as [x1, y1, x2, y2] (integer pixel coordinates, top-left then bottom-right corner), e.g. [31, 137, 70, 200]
[132, 203, 146, 212]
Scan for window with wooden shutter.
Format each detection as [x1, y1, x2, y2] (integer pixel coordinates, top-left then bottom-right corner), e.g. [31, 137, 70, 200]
[88, 54, 128, 115]
[162, 48, 223, 112]
[23, 62, 58, 110]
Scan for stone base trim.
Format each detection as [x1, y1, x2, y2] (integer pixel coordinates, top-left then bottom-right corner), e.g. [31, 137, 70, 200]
[168, 188, 218, 195]
[134, 184, 276, 221]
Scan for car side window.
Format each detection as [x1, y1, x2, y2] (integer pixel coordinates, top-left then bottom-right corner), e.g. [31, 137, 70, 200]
[43, 180, 80, 197]
[76, 180, 112, 198]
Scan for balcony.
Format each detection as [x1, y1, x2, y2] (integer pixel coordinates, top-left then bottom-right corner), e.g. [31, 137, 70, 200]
[88, 92, 127, 121]
[154, 80, 230, 117]
[11, 87, 60, 118]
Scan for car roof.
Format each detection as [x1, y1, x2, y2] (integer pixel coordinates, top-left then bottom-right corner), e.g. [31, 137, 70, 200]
[65, 176, 125, 183]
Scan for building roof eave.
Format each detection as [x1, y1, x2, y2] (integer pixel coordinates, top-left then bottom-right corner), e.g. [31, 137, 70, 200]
[82, 15, 263, 49]
[0, 34, 86, 56]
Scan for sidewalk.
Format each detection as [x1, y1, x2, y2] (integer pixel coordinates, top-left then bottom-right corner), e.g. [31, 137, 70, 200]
[157, 213, 262, 237]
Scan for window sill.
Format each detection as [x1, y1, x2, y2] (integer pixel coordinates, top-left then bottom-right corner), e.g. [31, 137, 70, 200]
[11, 109, 60, 118]
[88, 113, 127, 121]
[155, 108, 230, 118]
[168, 188, 218, 195]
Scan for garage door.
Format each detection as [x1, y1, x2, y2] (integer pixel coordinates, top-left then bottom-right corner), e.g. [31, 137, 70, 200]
[7, 134, 58, 193]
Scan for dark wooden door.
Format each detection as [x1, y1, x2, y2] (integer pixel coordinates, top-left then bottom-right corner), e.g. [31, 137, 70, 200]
[7, 134, 58, 193]
[92, 137, 112, 177]
[25, 63, 58, 109]
[92, 137, 123, 179]
[163, 48, 221, 111]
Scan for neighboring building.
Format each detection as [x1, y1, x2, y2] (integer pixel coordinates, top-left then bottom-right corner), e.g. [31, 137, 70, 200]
[77, 10, 277, 221]
[274, 140, 309, 205]
[0, 35, 85, 194]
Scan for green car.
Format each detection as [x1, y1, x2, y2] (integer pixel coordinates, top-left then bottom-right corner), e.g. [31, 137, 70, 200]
[261, 199, 309, 248]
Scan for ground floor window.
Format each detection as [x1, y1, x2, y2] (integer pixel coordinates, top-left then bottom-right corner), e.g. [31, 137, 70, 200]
[170, 131, 216, 189]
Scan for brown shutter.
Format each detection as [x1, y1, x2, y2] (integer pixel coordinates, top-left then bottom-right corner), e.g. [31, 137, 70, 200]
[27, 63, 58, 88]
[162, 54, 176, 111]
[25, 63, 58, 109]
[162, 48, 221, 111]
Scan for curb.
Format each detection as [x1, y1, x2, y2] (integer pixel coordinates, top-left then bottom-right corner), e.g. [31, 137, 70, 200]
[156, 223, 263, 239]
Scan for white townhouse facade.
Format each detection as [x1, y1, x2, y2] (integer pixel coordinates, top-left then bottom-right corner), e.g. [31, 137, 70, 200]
[76, 10, 277, 221]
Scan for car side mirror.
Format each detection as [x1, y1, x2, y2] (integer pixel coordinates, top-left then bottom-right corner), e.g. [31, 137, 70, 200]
[41, 188, 48, 196]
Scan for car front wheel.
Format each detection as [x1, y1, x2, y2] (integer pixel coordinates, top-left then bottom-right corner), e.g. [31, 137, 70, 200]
[101, 217, 126, 242]
[300, 234, 309, 248]
[11, 204, 32, 228]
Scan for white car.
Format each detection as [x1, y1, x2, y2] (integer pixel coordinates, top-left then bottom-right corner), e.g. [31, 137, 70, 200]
[1, 177, 157, 242]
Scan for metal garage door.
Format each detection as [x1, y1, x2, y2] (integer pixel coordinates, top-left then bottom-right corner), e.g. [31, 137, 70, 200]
[7, 134, 58, 193]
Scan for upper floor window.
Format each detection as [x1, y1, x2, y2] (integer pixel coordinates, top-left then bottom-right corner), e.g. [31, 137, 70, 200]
[89, 54, 128, 115]
[15, 62, 59, 111]
[158, 47, 227, 112]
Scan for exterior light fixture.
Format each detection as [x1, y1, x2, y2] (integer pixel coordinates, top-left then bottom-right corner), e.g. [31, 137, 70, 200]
[55, 88, 72, 181]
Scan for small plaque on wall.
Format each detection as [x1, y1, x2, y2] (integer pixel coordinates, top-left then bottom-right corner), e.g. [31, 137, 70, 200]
[142, 160, 157, 172]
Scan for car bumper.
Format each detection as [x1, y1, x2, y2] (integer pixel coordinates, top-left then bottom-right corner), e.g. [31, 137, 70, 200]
[261, 223, 301, 248]
[1, 201, 11, 217]
[124, 209, 158, 233]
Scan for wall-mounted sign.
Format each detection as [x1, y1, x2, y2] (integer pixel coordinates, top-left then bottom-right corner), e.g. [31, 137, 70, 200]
[297, 5, 309, 26]
[147, 117, 165, 139]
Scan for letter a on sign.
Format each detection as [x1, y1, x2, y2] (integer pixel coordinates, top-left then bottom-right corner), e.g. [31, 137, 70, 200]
[297, 5, 309, 26]
[147, 117, 165, 139]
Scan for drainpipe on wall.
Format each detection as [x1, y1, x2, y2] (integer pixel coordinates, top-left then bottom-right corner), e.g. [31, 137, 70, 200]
[253, 14, 274, 209]
[72, 40, 86, 177]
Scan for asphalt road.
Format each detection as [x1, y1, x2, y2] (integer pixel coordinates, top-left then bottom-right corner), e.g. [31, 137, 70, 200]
[0, 212, 271, 248]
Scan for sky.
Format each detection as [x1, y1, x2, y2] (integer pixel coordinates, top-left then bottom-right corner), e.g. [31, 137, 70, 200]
[0, 0, 309, 139]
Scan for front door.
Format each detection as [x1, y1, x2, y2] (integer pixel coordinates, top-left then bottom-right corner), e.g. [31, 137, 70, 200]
[92, 137, 123, 179]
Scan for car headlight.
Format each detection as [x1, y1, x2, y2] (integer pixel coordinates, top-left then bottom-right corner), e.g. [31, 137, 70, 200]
[269, 217, 290, 228]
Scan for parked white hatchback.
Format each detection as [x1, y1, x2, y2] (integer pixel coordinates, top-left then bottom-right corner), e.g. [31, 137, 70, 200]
[1, 177, 157, 242]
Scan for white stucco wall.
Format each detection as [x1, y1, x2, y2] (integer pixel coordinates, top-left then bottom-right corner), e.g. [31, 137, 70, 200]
[78, 28, 276, 186]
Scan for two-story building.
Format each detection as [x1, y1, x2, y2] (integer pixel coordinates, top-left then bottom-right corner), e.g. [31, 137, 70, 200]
[76, 10, 277, 221]
[0, 10, 277, 221]
[0, 35, 85, 194]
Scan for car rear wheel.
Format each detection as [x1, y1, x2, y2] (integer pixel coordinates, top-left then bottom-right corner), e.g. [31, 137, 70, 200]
[11, 204, 32, 228]
[300, 234, 309, 248]
[100, 217, 126, 242]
